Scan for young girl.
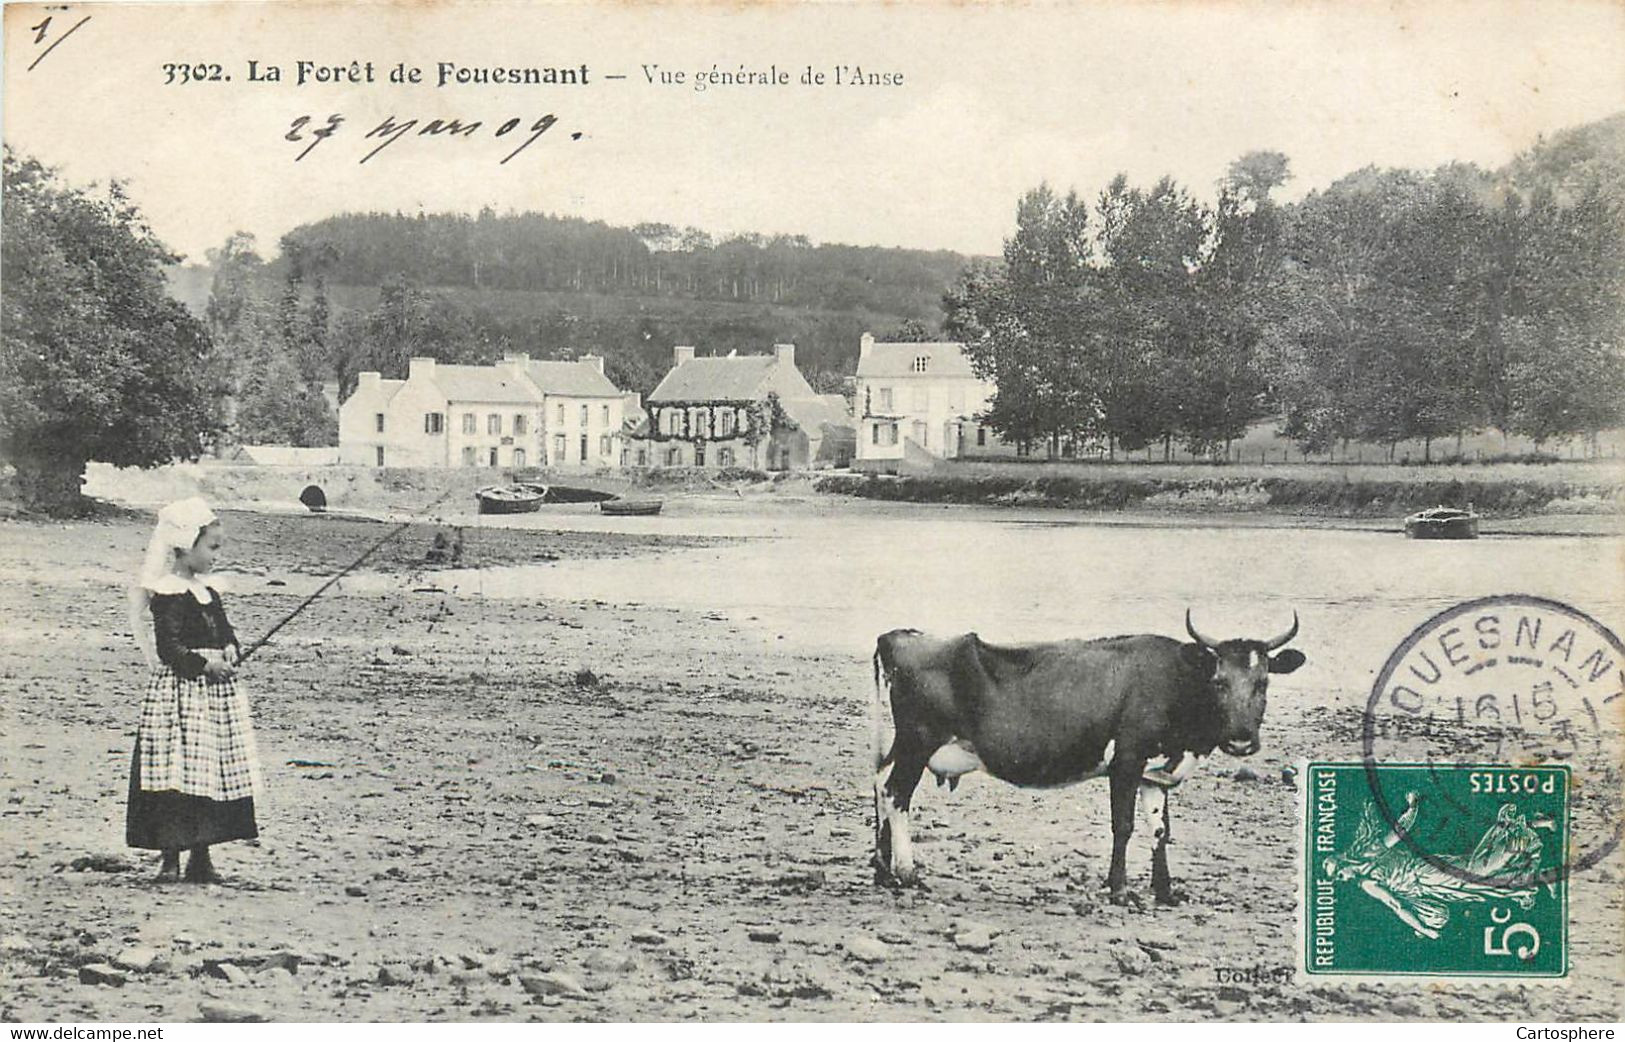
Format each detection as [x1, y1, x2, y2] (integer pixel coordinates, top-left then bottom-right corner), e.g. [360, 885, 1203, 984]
[126, 497, 262, 883]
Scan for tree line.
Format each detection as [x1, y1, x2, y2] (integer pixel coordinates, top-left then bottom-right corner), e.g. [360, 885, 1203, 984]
[280, 211, 965, 316]
[947, 118, 1625, 459]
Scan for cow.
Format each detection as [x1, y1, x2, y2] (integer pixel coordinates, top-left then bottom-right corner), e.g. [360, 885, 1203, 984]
[869, 611, 1305, 904]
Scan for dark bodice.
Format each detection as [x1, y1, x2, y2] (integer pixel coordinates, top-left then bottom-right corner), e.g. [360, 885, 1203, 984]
[151, 590, 238, 679]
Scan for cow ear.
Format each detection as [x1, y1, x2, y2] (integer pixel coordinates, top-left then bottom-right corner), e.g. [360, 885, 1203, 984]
[1180, 642, 1216, 676]
[1269, 649, 1306, 675]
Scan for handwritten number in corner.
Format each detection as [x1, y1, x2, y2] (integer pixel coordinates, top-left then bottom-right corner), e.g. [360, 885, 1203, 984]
[26, 14, 91, 72]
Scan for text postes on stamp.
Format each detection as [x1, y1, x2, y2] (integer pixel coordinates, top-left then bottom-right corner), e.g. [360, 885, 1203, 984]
[1302, 761, 1569, 980]
[1361, 595, 1624, 882]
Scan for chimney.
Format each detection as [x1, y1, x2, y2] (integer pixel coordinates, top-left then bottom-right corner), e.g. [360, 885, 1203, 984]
[860, 332, 875, 359]
[408, 357, 437, 380]
[581, 353, 605, 374]
[358, 371, 382, 390]
[502, 352, 531, 366]
[623, 391, 642, 412]
[673, 345, 696, 366]
[773, 343, 796, 369]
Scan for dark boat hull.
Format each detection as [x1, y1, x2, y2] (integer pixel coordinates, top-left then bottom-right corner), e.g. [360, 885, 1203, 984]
[1405, 516, 1479, 539]
[599, 499, 663, 517]
[477, 488, 543, 514]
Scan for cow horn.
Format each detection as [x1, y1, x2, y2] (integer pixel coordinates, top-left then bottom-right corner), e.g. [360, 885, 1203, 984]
[1185, 609, 1221, 650]
[1263, 611, 1300, 651]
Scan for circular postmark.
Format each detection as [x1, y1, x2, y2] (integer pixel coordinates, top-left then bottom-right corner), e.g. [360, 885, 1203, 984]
[1362, 594, 1624, 887]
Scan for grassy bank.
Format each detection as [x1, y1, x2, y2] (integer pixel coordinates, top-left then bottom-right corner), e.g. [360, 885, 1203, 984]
[816, 463, 1624, 517]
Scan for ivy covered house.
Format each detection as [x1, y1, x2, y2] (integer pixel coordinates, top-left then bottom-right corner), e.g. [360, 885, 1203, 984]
[632, 344, 853, 471]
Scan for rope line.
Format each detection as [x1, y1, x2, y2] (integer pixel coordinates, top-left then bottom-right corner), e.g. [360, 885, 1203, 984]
[237, 488, 459, 664]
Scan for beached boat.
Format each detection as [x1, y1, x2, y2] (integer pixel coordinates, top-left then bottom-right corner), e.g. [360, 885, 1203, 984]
[599, 498, 663, 517]
[476, 485, 544, 515]
[1404, 506, 1479, 540]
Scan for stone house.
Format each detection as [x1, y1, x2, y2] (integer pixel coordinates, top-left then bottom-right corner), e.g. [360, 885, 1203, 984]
[632, 344, 853, 470]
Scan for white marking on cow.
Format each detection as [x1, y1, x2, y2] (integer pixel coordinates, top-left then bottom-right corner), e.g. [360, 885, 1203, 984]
[927, 738, 984, 781]
[1137, 783, 1169, 840]
[1142, 751, 1207, 789]
[1074, 739, 1117, 782]
[886, 792, 915, 880]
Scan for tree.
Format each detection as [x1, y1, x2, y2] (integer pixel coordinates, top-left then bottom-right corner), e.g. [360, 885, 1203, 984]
[1, 150, 223, 513]
[946, 185, 1098, 454]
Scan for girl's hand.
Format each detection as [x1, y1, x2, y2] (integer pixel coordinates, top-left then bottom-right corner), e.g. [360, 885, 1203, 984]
[202, 651, 234, 680]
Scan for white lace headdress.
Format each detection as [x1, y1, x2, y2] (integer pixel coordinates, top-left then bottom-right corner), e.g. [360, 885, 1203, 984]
[128, 497, 218, 667]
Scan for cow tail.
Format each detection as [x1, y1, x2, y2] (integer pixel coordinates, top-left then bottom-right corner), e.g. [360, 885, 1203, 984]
[871, 641, 895, 774]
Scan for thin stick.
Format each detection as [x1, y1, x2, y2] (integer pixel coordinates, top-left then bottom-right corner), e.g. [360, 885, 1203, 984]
[236, 490, 456, 665]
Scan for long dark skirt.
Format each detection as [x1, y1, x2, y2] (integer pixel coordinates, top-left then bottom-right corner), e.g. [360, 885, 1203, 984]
[126, 737, 257, 850]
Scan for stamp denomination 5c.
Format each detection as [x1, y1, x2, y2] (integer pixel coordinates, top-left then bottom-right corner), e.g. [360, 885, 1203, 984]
[1301, 761, 1569, 980]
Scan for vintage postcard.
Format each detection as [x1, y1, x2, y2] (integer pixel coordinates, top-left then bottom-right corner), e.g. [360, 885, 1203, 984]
[2, 0, 1623, 1027]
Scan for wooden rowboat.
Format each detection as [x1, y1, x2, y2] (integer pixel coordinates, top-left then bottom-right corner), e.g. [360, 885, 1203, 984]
[1404, 506, 1479, 540]
[599, 498, 663, 517]
[476, 485, 543, 514]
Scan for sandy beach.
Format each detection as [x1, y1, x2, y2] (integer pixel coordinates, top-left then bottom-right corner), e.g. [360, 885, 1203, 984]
[2, 495, 1620, 1022]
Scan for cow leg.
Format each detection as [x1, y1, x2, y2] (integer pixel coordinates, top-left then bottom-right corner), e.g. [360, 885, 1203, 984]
[879, 750, 929, 888]
[1107, 760, 1145, 905]
[1141, 784, 1184, 905]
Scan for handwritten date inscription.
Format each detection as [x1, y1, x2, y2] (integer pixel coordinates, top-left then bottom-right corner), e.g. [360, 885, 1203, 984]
[287, 113, 581, 165]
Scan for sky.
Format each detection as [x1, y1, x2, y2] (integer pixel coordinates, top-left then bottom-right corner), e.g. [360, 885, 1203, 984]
[4, 0, 1623, 265]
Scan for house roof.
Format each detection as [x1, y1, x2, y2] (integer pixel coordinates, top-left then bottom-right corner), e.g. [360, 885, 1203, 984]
[649, 356, 777, 402]
[856, 341, 978, 379]
[432, 364, 545, 404]
[523, 360, 622, 399]
[782, 394, 855, 435]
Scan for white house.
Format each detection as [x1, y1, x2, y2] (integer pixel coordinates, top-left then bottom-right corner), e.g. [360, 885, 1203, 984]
[513, 355, 625, 469]
[338, 354, 622, 469]
[853, 333, 1009, 468]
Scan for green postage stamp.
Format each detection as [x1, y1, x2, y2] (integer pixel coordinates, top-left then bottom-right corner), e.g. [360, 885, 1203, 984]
[1300, 762, 1569, 980]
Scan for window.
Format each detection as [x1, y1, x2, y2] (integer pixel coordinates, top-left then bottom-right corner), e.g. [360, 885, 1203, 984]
[514, 414, 527, 435]
[913, 388, 929, 411]
[696, 410, 711, 438]
[579, 404, 589, 427]
[717, 410, 735, 437]
[462, 413, 476, 435]
[666, 446, 682, 467]
[637, 449, 648, 466]
[487, 414, 501, 435]
[462, 446, 476, 465]
[875, 423, 898, 446]
[977, 426, 987, 447]
[579, 434, 588, 462]
[556, 404, 566, 425]
[913, 355, 930, 373]
[553, 434, 566, 460]
[375, 446, 385, 467]
[877, 388, 893, 411]
[695, 442, 706, 467]
[513, 448, 526, 468]
[913, 421, 928, 446]
[425, 413, 444, 434]
[719, 447, 734, 467]
[489, 448, 499, 466]
[375, 413, 385, 433]
[601, 405, 610, 426]
[599, 435, 612, 457]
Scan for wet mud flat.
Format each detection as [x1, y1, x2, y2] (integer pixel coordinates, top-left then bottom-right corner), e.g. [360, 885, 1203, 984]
[1, 510, 1620, 1022]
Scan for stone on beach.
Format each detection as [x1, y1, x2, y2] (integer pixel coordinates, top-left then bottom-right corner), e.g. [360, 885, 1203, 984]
[519, 971, 591, 1000]
[78, 964, 126, 987]
[845, 936, 889, 964]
